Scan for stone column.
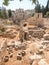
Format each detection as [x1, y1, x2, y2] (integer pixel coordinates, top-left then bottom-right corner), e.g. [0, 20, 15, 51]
[0, 38, 7, 65]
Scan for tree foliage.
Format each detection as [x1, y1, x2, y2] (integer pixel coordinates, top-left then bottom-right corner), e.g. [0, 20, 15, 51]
[3, 0, 9, 6]
[3, 0, 37, 6]
[0, 8, 8, 19]
[35, 1, 41, 13]
[41, 6, 46, 17]
[46, 0, 49, 12]
[43, 0, 49, 17]
[8, 9, 12, 17]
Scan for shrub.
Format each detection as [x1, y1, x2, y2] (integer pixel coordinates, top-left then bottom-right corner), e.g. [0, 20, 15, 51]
[46, 11, 49, 17]
[0, 28, 6, 32]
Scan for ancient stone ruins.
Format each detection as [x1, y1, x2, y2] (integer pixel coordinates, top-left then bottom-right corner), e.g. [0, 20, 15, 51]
[0, 13, 49, 65]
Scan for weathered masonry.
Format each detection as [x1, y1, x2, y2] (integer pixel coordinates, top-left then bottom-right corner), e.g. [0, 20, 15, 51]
[0, 38, 7, 65]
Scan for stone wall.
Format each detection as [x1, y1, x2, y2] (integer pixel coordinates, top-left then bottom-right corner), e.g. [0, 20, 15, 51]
[27, 13, 49, 29]
[29, 29, 45, 38]
[43, 18, 49, 28]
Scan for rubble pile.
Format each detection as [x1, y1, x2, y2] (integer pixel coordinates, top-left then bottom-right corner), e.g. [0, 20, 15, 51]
[0, 27, 49, 65]
[43, 34, 49, 40]
[0, 13, 49, 65]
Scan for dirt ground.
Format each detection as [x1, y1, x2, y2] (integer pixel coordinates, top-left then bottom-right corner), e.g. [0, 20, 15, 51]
[0, 28, 49, 65]
[1, 37, 49, 65]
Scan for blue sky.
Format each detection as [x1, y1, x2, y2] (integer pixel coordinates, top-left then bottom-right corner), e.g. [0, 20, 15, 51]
[0, 0, 48, 10]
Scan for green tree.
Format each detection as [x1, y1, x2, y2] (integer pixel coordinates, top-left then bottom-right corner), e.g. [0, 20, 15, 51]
[41, 5, 46, 17]
[46, 0, 49, 12]
[0, 8, 8, 19]
[8, 9, 12, 17]
[3, 0, 9, 6]
[0, 9, 2, 18]
[46, 11, 49, 17]
[35, 1, 41, 13]
[41, 0, 49, 17]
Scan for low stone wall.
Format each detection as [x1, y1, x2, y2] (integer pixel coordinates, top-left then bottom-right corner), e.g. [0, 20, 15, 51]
[29, 29, 45, 38]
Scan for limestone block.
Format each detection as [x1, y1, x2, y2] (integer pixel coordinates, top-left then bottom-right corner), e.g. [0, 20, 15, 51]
[38, 59, 49, 65]
[43, 34, 49, 40]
